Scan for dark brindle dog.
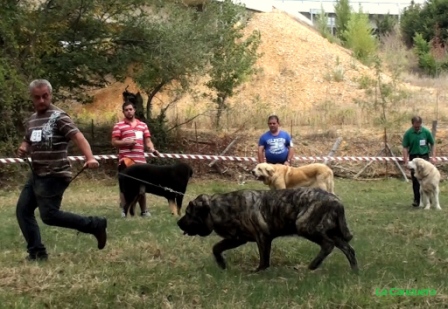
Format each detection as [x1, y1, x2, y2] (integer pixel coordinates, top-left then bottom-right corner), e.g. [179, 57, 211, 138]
[177, 187, 358, 272]
[119, 162, 193, 217]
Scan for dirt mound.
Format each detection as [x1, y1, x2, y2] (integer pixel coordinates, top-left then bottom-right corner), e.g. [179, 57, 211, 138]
[77, 10, 386, 120]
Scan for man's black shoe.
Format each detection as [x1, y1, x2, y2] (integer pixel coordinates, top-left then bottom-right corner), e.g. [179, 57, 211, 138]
[26, 252, 48, 261]
[93, 217, 107, 250]
[412, 200, 419, 207]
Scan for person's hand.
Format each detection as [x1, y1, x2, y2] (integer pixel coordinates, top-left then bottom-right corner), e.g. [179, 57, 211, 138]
[284, 161, 290, 166]
[149, 149, 160, 156]
[123, 138, 136, 147]
[17, 144, 29, 158]
[84, 158, 100, 169]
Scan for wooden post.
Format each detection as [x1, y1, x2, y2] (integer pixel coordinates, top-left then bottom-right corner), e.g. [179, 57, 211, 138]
[431, 120, 438, 161]
[431, 120, 438, 139]
[324, 137, 343, 165]
[354, 149, 384, 179]
[209, 137, 240, 173]
[194, 122, 199, 152]
[386, 143, 408, 182]
[384, 127, 388, 177]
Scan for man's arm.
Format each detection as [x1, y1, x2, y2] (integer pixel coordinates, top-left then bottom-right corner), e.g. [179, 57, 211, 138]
[144, 137, 159, 155]
[402, 131, 409, 165]
[286, 146, 294, 165]
[429, 143, 436, 163]
[257, 146, 265, 163]
[71, 132, 99, 168]
[402, 147, 409, 165]
[17, 141, 30, 158]
[144, 137, 155, 152]
[111, 137, 135, 148]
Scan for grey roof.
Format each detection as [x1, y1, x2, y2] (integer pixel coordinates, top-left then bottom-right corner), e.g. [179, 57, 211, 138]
[227, 0, 427, 15]
[273, 0, 426, 15]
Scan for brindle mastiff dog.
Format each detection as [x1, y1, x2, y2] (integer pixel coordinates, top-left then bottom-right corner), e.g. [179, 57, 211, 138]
[177, 188, 358, 272]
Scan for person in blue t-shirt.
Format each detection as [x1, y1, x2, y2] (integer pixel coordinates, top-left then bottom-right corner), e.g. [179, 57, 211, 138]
[258, 115, 294, 165]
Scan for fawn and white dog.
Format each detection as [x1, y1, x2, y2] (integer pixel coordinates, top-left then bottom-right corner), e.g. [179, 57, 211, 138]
[407, 158, 441, 210]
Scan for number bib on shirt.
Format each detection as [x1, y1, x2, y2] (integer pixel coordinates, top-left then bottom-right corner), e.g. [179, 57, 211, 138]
[135, 131, 143, 140]
[30, 130, 42, 142]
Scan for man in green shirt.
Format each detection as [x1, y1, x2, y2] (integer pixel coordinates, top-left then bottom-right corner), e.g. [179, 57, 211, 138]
[402, 116, 436, 207]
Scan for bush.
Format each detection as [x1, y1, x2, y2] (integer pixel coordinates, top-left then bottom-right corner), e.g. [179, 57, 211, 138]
[342, 9, 378, 64]
[413, 33, 443, 77]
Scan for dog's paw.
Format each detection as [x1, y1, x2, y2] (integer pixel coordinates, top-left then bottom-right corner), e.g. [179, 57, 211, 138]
[214, 255, 227, 270]
[216, 260, 227, 270]
[253, 264, 269, 272]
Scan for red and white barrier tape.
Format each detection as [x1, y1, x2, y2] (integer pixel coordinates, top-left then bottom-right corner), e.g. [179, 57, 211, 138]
[1, 153, 447, 164]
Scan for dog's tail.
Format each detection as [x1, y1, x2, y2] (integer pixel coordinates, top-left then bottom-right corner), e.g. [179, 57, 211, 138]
[336, 204, 353, 242]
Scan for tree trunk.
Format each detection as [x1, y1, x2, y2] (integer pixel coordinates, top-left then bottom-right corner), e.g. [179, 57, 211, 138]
[215, 95, 227, 129]
[146, 82, 166, 120]
[134, 93, 146, 121]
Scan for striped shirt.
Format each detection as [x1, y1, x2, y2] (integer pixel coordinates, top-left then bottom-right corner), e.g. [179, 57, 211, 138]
[24, 104, 80, 179]
[111, 119, 151, 164]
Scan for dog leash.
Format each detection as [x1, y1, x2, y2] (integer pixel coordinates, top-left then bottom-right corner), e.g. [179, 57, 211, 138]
[69, 165, 88, 183]
[24, 157, 87, 184]
[117, 172, 191, 197]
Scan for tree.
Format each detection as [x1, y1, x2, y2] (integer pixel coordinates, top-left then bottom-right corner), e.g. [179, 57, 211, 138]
[203, 0, 261, 129]
[0, 0, 153, 151]
[334, 0, 351, 42]
[373, 13, 398, 37]
[0, 1, 33, 152]
[0, 0, 261, 152]
[413, 32, 440, 77]
[354, 56, 410, 164]
[400, 0, 448, 48]
[342, 6, 378, 64]
[115, 0, 214, 121]
[315, 6, 332, 40]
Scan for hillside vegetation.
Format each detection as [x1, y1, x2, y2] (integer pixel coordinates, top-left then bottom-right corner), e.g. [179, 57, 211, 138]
[77, 9, 447, 139]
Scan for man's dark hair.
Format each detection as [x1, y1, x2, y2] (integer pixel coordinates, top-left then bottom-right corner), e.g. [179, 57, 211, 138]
[122, 101, 135, 111]
[268, 115, 280, 124]
[411, 116, 422, 124]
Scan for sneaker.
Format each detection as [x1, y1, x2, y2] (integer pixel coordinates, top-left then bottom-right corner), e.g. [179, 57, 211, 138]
[26, 252, 48, 262]
[412, 200, 419, 207]
[92, 217, 107, 250]
[121, 210, 126, 218]
[141, 211, 151, 217]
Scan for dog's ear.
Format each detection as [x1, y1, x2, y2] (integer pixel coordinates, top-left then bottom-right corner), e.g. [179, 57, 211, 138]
[198, 194, 211, 207]
[190, 194, 210, 218]
[266, 164, 275, 177]
[415, 159, 421, 175]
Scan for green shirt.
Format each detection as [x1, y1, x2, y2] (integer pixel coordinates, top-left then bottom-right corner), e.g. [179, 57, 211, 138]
[402, 126, 434, 155]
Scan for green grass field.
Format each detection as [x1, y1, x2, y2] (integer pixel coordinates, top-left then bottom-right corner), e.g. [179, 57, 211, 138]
[0, 177, 447, 308]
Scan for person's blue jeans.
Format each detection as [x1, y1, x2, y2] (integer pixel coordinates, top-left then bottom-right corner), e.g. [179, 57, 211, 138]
[16, 175, 103, 256]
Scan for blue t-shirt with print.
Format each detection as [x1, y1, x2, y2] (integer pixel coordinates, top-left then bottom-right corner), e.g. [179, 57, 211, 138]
[258, 130, 292, 164]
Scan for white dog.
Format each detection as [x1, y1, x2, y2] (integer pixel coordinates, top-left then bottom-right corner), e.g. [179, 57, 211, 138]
[407, 158, 441, 210]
